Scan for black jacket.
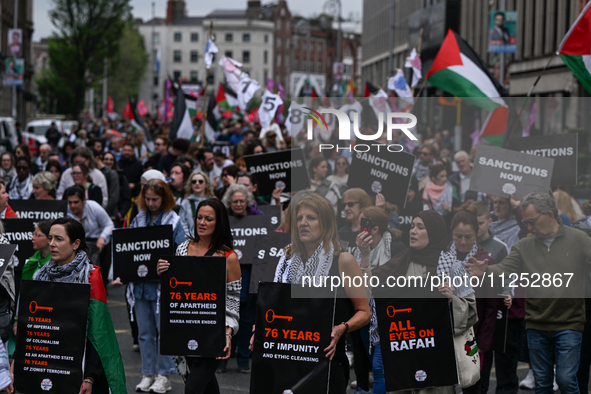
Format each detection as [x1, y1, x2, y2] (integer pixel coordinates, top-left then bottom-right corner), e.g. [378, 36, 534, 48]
[118, 156, 143, 196]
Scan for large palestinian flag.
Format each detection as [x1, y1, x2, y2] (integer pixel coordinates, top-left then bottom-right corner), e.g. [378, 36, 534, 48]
[558, 1, 591, 94]
[426, 29, 507, 112]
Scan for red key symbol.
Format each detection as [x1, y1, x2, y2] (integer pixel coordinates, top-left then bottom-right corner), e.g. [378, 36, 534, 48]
[386, 306, 412, 317]
[170, 277, 193, 288]
[29, 301, 53, 313]
[266, 309, 293, 323]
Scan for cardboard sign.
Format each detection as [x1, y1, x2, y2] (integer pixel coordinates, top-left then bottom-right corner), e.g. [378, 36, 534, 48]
[9, 200, 67, 222]
[348, 149, 415, 208]
[251, 282, 335, 394]
[160, 256, 226, 356]
[229, 215, 276, 265]
[470, 144, 554, 200]
[491, 302, 508, 353]
[3, 219, 36, 272]
[111, 226, 173, 282]
[244, 149, 310, 196]
[250, 233, 292, 293]
[14, 280, 90, 394]
[375, 297, 458, 391]
[505, 134, 577, 186]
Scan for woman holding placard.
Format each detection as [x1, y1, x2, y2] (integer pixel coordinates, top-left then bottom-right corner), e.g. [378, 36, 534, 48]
[28, 218, 126, 394]
[127, 179, 185, 393]
[157, 198, 241, 394]
[272, 193, 371, 392]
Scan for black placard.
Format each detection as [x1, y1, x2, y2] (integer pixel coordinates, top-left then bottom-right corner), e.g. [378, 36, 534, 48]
[229, 215, 275, 265]
[0, 244, 16, 280]
[111, 226, 173, 282]
[492, 302, 508, 353]
[244, 149, 310, 195]
[14, 280, 90, 394]
[212, 141, 231, 159]
[348, 149, 415, 208]
[3, 219, 35, 272]
[250, 233, 292, 293]
[9, 200, 67, 223]
[257, 205, 281, 227]
[160, 255, 226, 356]
[338, 231, 359, 256]
[375, 297, 458, 391]
[251, 282, 335, 394]
[506, 134, 578, 187]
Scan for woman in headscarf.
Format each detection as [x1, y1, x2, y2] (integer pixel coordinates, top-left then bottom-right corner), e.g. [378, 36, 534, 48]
[367, 210, 478, 394]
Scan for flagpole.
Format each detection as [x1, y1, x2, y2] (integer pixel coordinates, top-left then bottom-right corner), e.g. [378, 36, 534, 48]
[411, 28, 424, 97]
[504, 52, 556, 146]
[197, 21, 214, 148]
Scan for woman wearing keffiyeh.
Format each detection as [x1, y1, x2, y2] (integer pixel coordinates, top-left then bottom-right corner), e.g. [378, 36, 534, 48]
[273, 193, 370, 393]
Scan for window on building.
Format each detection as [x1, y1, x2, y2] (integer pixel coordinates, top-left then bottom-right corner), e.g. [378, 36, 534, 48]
[284, 54, 289, 67]
[276, 54, 281, 66]
[264, 50, 268, 65]
[225, 50, 233, 58]
[295, 58, 299, 69]
[191, 32, 199, 42]
[276, 36, 281, 47]
[243, 51, 250, 63]
[225, 33, 233, 42]
[286, 38, 290, 48]
[174, 32, 182, 42]
[264, 34, 268, 43]
[173, 70, 181, 81]
[153, 76, 159, 86]
[153, 32, 160, 44]
[243, 33, 251, 42]
[264, 69, 268, 83]
[317, 42, 322, 52]
[286, 20, 290, 31]
[191, 51, 199, 63]
[173, 50, 182, 63]
[190, 71, 198, 82]
[317, 60, 322, 72]
[207, 74, 214, 85]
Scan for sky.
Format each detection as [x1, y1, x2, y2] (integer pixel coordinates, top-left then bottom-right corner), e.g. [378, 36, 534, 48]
[33, 0, 362, 41]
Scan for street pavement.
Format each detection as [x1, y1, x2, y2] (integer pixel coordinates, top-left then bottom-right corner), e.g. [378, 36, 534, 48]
[107, 284, 586, 393]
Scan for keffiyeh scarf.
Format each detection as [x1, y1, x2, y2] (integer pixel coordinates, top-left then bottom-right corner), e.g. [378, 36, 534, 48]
[274, 241, 334, 285]
[33, 250, 91, 284]
[436, 242, 476, 298]
[9, 174, 32, 199]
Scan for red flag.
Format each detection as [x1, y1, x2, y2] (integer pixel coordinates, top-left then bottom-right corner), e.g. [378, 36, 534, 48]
[137, 99, 149, 117]
[122, 100, 133, 120]
[106, 96, 114, 114]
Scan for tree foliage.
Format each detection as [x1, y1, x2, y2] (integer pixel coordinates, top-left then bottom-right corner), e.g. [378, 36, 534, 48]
[36, 0, 132, 117]
[108, 23, 149, 112]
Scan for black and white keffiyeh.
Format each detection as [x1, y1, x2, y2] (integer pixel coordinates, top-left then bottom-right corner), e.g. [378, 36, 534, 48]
[274, 241, 334, 285]
[436, 242, 477, 298]
[33, 250, 91, 284]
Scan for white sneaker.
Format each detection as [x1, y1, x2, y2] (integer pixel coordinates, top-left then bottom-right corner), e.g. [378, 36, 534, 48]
[553, 375, 558, 391]
[149, 375, 172, 393]
[135, 375, 154, 392]
[519, 369, 535, 390]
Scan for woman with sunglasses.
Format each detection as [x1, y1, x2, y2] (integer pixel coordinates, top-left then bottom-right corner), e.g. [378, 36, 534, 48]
[327, 157, 349, 188]
[71, 162, 103, 205]
[340, 188, 373, 233]
[180, 171, 215, 238]
[128, 179, 185, 393]
[157, 199, 241, 393]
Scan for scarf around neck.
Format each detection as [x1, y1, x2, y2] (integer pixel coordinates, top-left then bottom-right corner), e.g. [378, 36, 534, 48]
[437, 242, 477, 298]
[9, 174, 32, 199]
[274, 241, 334, 285]
[33, 250, 91, 284]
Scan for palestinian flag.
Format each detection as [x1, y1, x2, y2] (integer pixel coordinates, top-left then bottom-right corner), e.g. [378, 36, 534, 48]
[558, 1, 591, 94]
[128, 99, 153, 141]
[216, 83, 238, 111]
[426, 29, 507, 112]
[364, 81, 379, 98]
[88, 267, 126, 393]
[170, 88, 194, 141]
[204, 92, 218, 142]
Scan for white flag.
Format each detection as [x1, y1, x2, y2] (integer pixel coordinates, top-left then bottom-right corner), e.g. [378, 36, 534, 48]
[204, 38, 218, 69]
[218, 56, 243, 94]
[404, 48, 422, 88]
[237, 73, 260, 111]
[368, 89, 392, 124]
[285, 101, 307, 137]
[388, 70, 414, 104]
[259, 90, 283, 128]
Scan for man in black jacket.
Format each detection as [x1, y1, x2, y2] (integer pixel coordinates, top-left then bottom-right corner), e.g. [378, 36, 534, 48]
[119, 143, 143, 196]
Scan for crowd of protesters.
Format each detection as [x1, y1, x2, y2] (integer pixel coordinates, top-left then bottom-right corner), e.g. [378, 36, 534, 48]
[0, 113, 589, 394]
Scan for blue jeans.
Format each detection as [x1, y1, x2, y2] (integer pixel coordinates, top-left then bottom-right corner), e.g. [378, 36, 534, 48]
[371, 344, 386, 394]
[134, 282, 176, 376]
[527, 329, 582, 394]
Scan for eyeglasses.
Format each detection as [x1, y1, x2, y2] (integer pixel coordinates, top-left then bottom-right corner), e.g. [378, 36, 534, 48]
[71, 172, 83, 176]
[143, 183, 163, 191]
[453, 233, 475, 241]
[232, 199, 246, 205]
[33, 232, 46, 238]
[522, 213, 547, 227]
[192, 179, 205, 185]
[344, 201, 360, 208]
[337, 161, 348, 166]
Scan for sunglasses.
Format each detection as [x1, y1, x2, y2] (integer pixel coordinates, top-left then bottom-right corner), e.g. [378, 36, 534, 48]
[344, 201, 360, 208]
[237, 171, 252, 177]
[521, 213, 547, 227]
[192, 179, 205, 185]
[143, 183, 163, 191]
[419, 152, 431, 156]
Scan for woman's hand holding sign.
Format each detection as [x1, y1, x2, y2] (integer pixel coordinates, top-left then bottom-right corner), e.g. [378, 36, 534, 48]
[324, 323, 348, 360]
[157, 259, 170, 276]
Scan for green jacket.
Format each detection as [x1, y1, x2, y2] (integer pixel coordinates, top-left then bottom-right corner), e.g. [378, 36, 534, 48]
[487, 222, 591, 331]
[22, 250, 51, 281]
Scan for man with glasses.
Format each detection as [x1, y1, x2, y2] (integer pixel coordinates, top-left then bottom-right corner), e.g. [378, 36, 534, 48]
[411, 143, 436, 190]
[467, 191, 591, 394]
